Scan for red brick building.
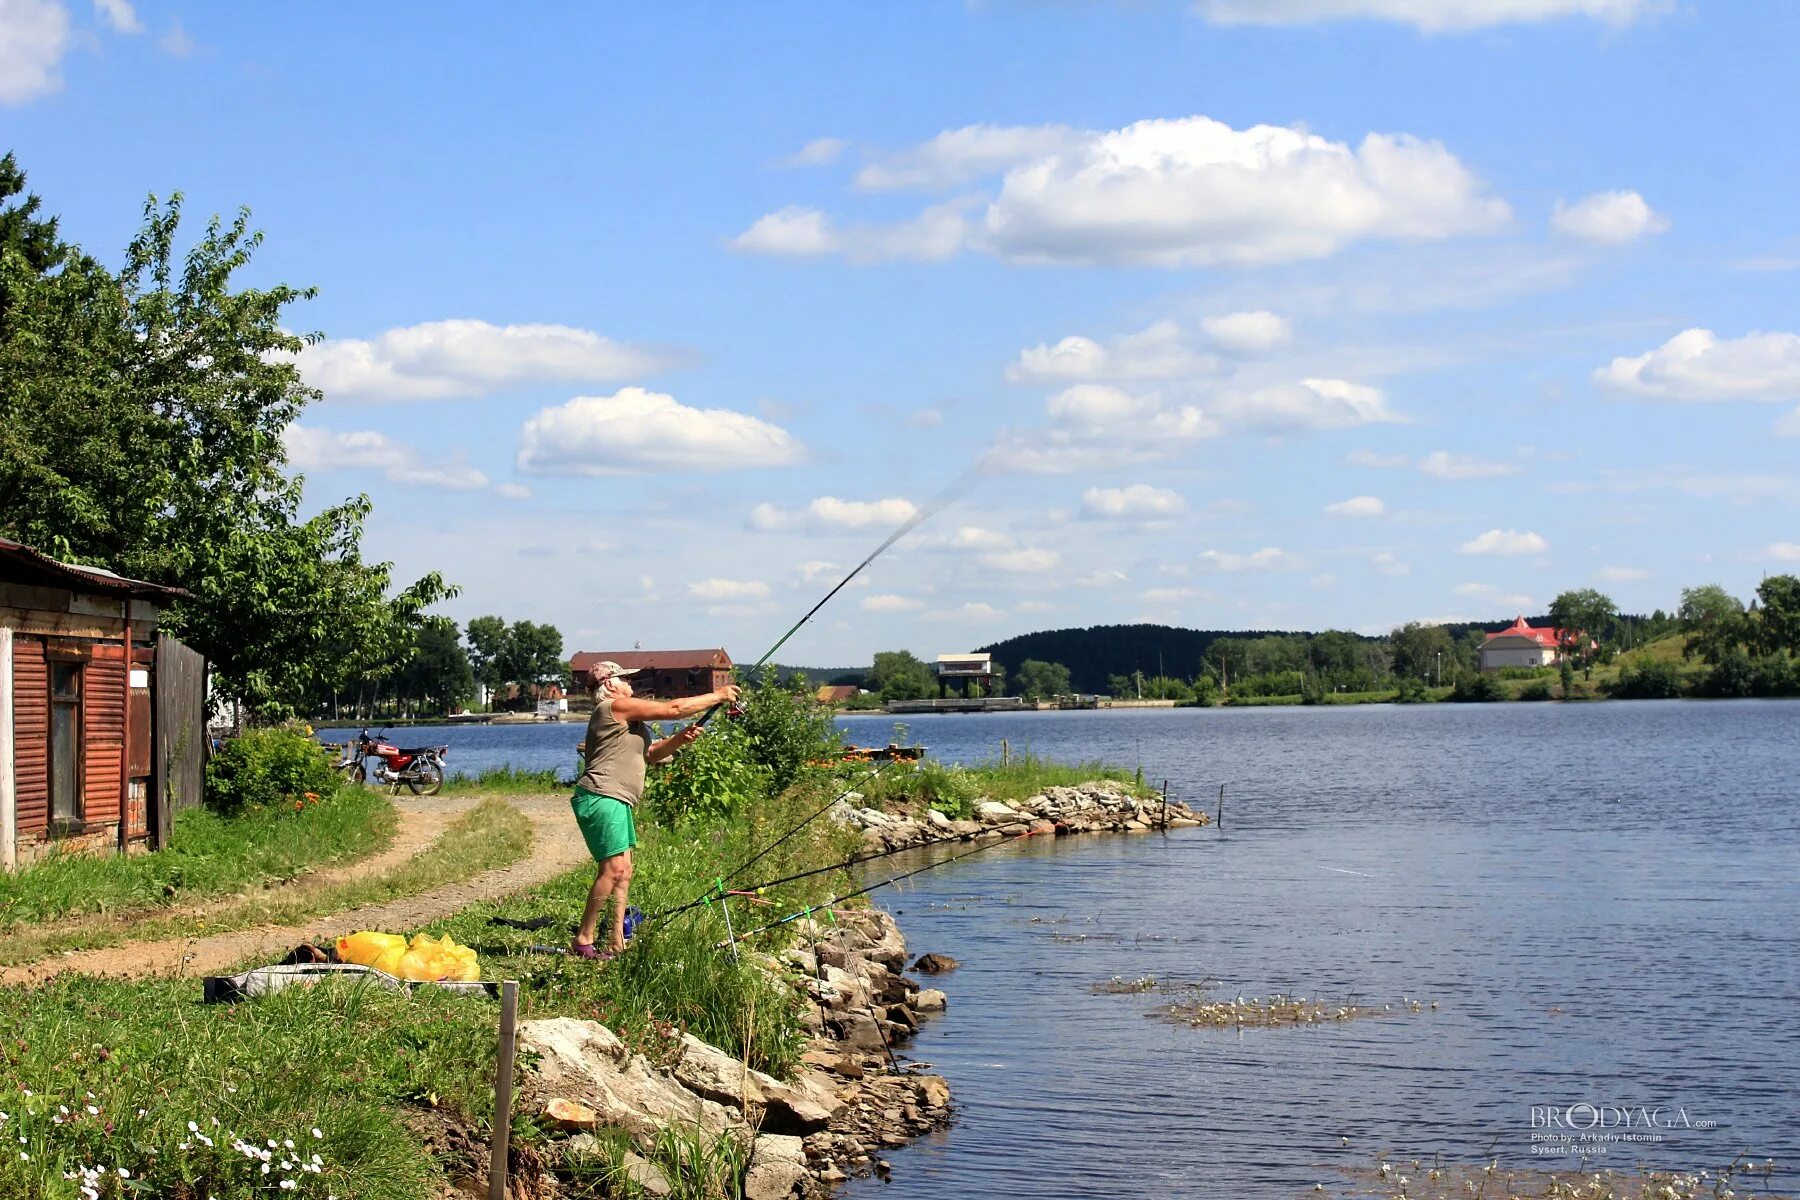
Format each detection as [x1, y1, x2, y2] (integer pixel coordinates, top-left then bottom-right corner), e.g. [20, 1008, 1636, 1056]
[569, 648, 734, 699]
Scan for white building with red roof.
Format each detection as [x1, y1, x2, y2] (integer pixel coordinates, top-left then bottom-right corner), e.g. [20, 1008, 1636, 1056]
[1478, 616, 1569, 671]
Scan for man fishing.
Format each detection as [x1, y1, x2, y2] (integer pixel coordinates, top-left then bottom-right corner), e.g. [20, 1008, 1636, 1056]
[570, 660, 740, 960]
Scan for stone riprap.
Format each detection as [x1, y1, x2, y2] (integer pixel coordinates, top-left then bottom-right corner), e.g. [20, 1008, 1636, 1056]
[520, 908, 949, 1198]
[834, 782, 1207, 853]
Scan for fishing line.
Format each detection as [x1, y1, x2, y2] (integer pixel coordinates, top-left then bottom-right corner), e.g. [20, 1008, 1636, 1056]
[694, 466, 980, 728]
[724, 820, 1040, 945]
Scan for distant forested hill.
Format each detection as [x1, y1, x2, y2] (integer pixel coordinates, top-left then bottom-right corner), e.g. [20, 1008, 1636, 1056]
[979, 624, 1306, 694]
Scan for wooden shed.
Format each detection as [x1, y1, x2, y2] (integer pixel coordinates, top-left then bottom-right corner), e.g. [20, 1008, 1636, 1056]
[0, 538, 207, 869]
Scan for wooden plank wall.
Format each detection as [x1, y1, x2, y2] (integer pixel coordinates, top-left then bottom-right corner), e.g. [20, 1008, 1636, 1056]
[82, 647, 126, 828]
[153, 634, 207, 848]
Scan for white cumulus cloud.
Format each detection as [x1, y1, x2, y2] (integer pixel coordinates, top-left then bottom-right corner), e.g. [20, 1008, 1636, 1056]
[1767, 542, 1800, 563]
[1202, 311, 1293, 354]
[1597, 329, 1800, 402]
[1419, 450, 1520, 480]
[687, 578, 771, 601]
[283, 425, 498, 492]
[737, 115, 1508, 268]
[861, 593, 924, 613]
[1551, 190, 1669, 244]
[293, 319, 681, 403]
[93, 0, 140, 33]
[1459, 529, 1549, 556]
[1083, 484, 1187, 519]
[780, 137, 848, 168]
[1597, 566, 1651, 582]
[1212, 378, 1400, 430]
[1, 0, 70, 105]
[517, 388, 804, 475]
[1325, 495, 1387, 517]
[748, 496, 919, 533]
[1193, 0, 1661, 32]
[1009, 320, 1216, 383]
[855, 123, 1079, 192]
[924, 602, 1004, 622]
[1372, 552, 1410, 576]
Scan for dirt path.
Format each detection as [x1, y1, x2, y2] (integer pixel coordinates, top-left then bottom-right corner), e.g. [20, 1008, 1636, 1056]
[2, 793, 590, 987]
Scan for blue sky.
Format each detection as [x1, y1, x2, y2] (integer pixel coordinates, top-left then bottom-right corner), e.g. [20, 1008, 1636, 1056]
[5, 0, 1798, 665]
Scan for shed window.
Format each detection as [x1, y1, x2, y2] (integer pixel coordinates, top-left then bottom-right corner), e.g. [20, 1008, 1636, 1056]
[50, 662, 84, 826]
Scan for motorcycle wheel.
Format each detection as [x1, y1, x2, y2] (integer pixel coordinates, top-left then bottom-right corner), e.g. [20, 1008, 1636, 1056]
[407, 763, 444, 796]
[340, 763, 367, 785]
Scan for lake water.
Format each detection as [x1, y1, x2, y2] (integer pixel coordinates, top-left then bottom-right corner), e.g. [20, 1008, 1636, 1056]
[321, 703, 1800, 1197]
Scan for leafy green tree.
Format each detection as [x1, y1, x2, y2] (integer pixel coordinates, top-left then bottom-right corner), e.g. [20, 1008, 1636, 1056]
[1678, 584, 1747, 665]
[1107, 673, 1134, 698]
[869, 650, 935, 701]
[0, 152, 68, 332]
[1014, 659, 1073, 700]
[1547, 588, 1617, 679]
[733, 673, 841, 792]
[1389, 621, 1454, 682]
[400, 616, 474, 714]
[465, 615, 508, 702]
[1754, 574, 1800, 656]
[0, 184, 451, 715]
[495, 620, 564, 702]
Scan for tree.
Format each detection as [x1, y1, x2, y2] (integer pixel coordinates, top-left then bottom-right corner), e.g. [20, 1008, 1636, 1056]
[869, 650, 935, 701]
[0, 181, 452, 715]
[0, 152, 68, 334]
[1678, 584, 1746, 666]
[1389, 622, 1455, 683]
[1547, 588, 1617, 679]
[465, 615, 509, 703]
[1754, 574, 1800, 657]
[399, 617, 474, 714]
[1014, 659, 1073, 700]
[494, 620, 564, 703]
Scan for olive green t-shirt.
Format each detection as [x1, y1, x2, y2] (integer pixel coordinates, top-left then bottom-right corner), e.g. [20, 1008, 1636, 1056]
[576, 698, 652, 806]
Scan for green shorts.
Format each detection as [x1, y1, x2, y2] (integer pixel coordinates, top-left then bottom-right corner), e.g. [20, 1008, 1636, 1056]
[571, 787, 637, 861]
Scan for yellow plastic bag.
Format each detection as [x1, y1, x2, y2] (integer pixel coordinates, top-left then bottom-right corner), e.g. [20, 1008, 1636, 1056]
[396, 933, 481, 982]
[336, 931, 407, 974]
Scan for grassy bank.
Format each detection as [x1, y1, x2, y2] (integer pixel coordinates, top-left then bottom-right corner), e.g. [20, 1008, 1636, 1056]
[0, 785, 397, 931]
[0, 779, 859, 1199]
[439, 765, 570, 795]
[856, 749, 1152, 817]
[0, 798, 532, 965]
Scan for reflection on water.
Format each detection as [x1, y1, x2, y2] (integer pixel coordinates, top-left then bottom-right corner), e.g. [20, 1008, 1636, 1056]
[326, 702, 1800, 1198]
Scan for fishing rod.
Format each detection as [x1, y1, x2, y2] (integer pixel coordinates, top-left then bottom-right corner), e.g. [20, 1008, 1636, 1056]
[646, 760, 908, 923]
[723, 819, 1041, 945]
[693, 469, 977, 729]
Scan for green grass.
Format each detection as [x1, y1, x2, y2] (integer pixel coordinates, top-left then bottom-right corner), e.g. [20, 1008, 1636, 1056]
[854, 748, 1151, 817]
[0, 798, 532, 965]
[0, 786, 397, 932]
[439, 764, 570, 795]
[0, 782, 863, 1199]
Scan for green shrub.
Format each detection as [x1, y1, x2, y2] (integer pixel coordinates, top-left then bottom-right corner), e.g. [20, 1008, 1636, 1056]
[1496, 665, 1557, 680]
[735, 674, 842, 791]
[1610, 658, 1686, 699]
[1517, 680, 1555, 702]
[205, 723, 339, 814]
[1448, 673, 1507, 702]
[1394, 677, 1430, 704]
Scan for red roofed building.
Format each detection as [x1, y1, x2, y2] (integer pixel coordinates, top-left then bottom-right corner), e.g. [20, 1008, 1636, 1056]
[1478, 616, 1574, 671]
[568, 649, 733, 699]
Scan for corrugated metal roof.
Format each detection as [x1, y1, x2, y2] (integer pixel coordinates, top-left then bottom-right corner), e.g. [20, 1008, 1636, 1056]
[0, 537, 188, 600]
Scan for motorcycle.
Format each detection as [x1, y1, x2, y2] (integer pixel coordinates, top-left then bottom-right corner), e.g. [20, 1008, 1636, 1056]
[337, 729, 448, 796]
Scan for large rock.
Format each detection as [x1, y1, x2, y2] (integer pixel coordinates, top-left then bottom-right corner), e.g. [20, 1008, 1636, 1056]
[745, 1134, 808, 1200]
[925, 809, 954, 831]
[520, 1018, 741, 1143]
[623, 1152, 673, 1198]
[830, 1010, 889, 1055]
[974, 800, 1021, 823]
[670, 1034, 842, 1134]
[914, 988, 947, 1012]
[911, 952, 959, 974]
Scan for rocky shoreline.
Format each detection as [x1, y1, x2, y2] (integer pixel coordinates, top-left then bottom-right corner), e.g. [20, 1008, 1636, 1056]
[517, 907, 946, 1198]
[511, 783, 1205, 1197]
[834, 781, 1208, 852]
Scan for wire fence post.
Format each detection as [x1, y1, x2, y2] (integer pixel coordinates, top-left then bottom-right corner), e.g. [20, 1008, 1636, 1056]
[1216, 783, 1225, 830]
[1161, 778, 1169, 833]
[488, 979, 519, 1200]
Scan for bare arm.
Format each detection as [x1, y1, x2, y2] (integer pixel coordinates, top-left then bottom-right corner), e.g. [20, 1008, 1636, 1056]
[646, 724, 704, 765]
[609, 684, 739, 724]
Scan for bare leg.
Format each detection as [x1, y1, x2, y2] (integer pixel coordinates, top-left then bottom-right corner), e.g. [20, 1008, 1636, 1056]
[605, 850, 634, 952]
[576, 859, 621, 948]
